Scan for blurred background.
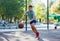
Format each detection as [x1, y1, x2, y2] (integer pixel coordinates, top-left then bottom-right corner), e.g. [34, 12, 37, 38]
[0, 0, 60, 30]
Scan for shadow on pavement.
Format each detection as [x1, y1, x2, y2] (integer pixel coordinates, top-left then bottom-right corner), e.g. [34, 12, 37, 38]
[0, 31, 44, 41]
[23, 31, 44, 41]
[0, 38, 4, 41]
[0, 32, 19, 41]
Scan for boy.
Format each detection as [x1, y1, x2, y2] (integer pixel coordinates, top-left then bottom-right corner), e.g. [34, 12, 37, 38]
[20, 5, 40, 39]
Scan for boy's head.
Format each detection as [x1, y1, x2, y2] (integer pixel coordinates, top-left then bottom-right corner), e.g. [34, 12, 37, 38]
[29, 5, 33, 11]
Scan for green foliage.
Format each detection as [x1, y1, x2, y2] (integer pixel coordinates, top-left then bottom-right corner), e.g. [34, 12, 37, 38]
[50, 0, 60, 13]
[0, 0, 25, 22]
[34, 3, 46, 20]
[49, 0, 54, 8]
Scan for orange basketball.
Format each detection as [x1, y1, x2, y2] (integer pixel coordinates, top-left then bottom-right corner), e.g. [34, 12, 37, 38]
[18, 23, 24, 29]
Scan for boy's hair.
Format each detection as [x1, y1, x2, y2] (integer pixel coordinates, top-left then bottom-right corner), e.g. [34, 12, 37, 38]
[29, 5, 33, 8]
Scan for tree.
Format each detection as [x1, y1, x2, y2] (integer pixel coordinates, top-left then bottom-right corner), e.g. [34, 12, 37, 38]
[0, 0, 25, 22]
[49, 0, 55, 8]
[50, 0, 60, 14]
[34, 3, 46, 22]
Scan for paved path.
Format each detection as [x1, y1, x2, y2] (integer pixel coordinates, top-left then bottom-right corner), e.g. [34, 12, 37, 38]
[23, 29, 60, 41]
[0, 29, 60, 41]
[0, 31, 38, 41]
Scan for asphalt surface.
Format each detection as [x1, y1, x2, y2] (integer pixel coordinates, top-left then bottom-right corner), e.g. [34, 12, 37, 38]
[0, 29, 60, 41]
[23, 29, 60, 41]
[0, 23, 60, 41]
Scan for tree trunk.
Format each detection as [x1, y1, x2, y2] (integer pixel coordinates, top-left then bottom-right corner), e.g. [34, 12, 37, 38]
[1, 15, 4, 20]
[9, 18, 12, 23]
[14, 17, 16, 22]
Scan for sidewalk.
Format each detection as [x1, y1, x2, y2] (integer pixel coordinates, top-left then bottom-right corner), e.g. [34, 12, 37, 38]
[23, 29, 60, 41]
[0, 31, 38, 41]
[0, 29, 60, 41]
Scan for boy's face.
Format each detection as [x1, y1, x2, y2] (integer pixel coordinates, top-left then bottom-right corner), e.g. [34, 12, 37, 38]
[29, 7, 32, 11]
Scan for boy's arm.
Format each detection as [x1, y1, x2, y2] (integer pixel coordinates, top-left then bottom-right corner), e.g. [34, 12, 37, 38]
[31, 13, 35, 21]
[31, 16, 35, 21]
[20, 13, 26, 22]
[31, 11, 35, 21]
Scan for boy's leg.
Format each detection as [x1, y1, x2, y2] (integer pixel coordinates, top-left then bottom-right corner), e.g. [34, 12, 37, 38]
[30, 24, 37, 33]
[30, 23, 40, 38]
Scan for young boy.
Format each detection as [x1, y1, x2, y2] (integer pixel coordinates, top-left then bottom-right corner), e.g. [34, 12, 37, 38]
[20, 5, 40, 39]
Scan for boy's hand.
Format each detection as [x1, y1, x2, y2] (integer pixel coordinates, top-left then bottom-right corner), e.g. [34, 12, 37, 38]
[27, 20, 31, 24]
[19, 14, 26, 22]
[20, 19, 22, 22]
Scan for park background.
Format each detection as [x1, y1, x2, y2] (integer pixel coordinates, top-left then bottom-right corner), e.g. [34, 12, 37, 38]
[0, 0, 60, 41]
[0, 0, 60, 23]
[0, 0, 60, 29]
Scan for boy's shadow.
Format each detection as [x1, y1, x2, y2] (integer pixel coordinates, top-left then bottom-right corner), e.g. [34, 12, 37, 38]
[38, 38, 43, 41]
[23, 31, 44, 41]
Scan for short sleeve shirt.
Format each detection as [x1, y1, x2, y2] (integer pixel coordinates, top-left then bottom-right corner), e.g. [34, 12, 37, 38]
[26, 10, 36, 20]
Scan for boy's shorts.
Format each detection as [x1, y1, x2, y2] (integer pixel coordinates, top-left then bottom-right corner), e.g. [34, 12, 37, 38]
[30, 20, 37, 24]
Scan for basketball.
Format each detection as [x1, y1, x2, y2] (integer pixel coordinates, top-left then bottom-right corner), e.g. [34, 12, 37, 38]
[18, 23, 24, 29]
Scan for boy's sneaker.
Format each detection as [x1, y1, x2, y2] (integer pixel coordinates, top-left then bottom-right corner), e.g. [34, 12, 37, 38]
[36, 32, 40, 39]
